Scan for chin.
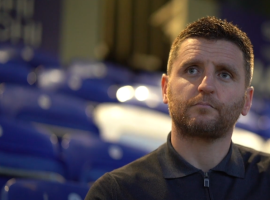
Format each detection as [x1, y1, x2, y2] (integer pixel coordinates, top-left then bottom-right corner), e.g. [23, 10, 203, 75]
[190, 115, 217, 123]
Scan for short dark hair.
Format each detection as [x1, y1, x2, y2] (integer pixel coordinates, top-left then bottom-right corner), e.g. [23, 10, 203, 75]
[167, 16, 254, 87]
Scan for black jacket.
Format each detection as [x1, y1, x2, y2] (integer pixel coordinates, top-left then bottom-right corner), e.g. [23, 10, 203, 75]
[85, 133, 270, 200]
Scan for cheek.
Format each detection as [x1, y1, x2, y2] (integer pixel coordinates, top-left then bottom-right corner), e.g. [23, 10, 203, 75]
[218, 88, 244, 106]
[171, 77, 195, 91]
[174, 80, 198, 100]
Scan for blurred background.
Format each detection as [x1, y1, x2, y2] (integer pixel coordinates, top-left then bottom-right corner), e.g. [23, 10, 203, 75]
[1, 0, 270, 199]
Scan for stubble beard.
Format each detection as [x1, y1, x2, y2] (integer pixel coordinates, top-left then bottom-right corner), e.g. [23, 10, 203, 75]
[168, 88, 245, 141]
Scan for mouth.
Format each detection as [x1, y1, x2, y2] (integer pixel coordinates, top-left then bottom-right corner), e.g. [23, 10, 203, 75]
[194, 102, 214, 108]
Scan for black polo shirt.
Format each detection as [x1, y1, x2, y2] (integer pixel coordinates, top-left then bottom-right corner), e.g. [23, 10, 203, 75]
[85, 133, 270, 200]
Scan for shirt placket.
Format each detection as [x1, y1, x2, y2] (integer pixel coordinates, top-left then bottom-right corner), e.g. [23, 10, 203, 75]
[203, 171, 214, 200]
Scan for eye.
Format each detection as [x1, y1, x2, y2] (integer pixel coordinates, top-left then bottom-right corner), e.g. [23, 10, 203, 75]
[219, 72, 232, 80]
[187, 67, 199, 75]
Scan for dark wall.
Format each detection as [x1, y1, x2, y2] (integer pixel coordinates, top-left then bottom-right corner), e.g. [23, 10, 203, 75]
[0, 0, 62, 56]
[101, 0, 170, 72]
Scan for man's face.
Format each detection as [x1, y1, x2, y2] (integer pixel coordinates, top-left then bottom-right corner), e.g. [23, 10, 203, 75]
[161, 38, 253, 140]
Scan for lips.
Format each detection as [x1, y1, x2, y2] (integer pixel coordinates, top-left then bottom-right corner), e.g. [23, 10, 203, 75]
[186, 95, 220, 110]
[194, 102, 214, 108]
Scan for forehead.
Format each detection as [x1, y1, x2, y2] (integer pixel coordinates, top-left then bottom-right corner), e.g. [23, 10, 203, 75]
[173, 38, 245, 73]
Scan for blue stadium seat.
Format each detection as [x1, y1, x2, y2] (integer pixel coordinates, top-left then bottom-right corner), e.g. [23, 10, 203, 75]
[254, 98, 270, 139]
[0, 84, 99, 135]
[69, 60, 134, 85]
[235, 110, 260, 136]
[0, 117, 66, 188]
[61, 133, 148, 183]
[38, 60, 136, 103]
[0, 45, 60, 68]
[236, 97, 270, 139]
[0, 45, 61, 87]
[38, 68, 120, 103]
[58, 76, 119, 103]
[0, 63, 36, 86]
[0, 179, 90, 200]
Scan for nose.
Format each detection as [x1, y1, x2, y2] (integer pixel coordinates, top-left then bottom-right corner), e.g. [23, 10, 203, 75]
[198, 75, 215, 94]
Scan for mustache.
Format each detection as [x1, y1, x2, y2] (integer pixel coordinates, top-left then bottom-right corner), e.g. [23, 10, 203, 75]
[186, 94, 223, 110]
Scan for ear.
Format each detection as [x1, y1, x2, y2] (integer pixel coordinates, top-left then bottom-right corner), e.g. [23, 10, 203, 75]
[241, 86, 254, 116]
[161, 74, 169, 104]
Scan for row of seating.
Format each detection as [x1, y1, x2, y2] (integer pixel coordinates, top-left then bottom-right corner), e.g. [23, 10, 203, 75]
[1, 45, 270, 199]
[0, 116, 148, 181]
[1, 45, 270, 139]
[1, 179, 89, 200]
[0, 46, 153, 199]
[0, 115, 150, 199]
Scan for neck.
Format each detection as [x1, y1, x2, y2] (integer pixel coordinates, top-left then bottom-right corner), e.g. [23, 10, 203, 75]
[171, 126, 233, 172]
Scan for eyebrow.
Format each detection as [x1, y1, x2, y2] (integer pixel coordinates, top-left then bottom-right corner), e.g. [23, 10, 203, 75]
[178, 59, 204, 68]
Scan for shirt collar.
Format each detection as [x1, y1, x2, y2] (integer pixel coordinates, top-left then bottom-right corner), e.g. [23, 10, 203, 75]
[212, 142, 245, 178]
[158, 133, 245, 179]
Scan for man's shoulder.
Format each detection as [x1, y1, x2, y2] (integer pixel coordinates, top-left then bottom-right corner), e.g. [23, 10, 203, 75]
[235, 143, 270, 168]
[235, 143, 270, 157]
[84, 144, 167, 200]
[110, 143, 165, 180]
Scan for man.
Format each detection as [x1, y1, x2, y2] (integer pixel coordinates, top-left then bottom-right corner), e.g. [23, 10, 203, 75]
[85, 16, 270, 200]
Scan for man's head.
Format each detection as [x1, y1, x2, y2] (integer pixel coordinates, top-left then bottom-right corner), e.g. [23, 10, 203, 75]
[161, 16, 254, 141]
[167, 16, 254, 87]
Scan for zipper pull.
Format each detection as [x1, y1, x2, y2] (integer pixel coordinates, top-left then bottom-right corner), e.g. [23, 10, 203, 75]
[204, 172, 210, 187]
